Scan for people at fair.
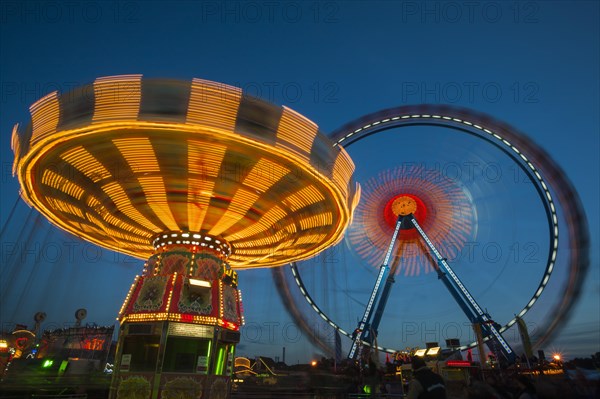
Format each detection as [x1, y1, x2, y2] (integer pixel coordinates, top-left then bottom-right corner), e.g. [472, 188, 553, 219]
[406, 356, 447, 399]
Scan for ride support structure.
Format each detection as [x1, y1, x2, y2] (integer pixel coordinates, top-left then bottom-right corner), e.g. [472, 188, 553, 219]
[348, 211, 516, 365]
[348, 215, 404, 360]
[409, 215, 516, 364]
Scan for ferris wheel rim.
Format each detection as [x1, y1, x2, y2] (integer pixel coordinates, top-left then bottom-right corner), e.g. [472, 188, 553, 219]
[287, 104, 588, 353]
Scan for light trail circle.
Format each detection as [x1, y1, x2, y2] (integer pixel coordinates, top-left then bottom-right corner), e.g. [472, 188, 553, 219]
[11, 76, 359, 269]
[288, 104, 589, 352]
[348, 165, 476, 276]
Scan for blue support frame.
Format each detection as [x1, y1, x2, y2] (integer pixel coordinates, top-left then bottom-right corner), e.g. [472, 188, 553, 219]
[349, 214, 516, 364]
[348, 215, 403, 359]
[409, 216, 516, 363]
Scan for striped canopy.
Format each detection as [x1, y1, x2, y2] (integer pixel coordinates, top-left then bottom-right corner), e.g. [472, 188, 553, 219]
[12, 75, 359, 268]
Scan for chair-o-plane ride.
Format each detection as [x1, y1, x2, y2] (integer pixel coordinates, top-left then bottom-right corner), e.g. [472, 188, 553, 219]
[11, 75, 359, 399]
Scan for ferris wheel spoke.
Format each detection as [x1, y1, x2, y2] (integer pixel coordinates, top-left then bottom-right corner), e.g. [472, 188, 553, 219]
[279, 104, 587, 363]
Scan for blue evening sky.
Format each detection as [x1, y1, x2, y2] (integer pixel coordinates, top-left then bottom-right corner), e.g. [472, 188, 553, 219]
[0, 1, 598, 364]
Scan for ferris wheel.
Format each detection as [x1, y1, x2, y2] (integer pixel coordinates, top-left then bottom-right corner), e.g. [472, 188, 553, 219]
[275, 104, 589, 360]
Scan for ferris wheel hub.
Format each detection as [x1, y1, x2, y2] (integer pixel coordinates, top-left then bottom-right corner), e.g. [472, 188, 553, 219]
[383, 193, 428, 236]
[391, 195, 418, 216]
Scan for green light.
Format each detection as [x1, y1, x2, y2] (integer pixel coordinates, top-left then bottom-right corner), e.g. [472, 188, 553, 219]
[42, 359, 53, 368]
[216, 347, 225, 375]
[228, 345, 235, 374]
[59, 360, 69, 374]
[363, 385, 371, 394]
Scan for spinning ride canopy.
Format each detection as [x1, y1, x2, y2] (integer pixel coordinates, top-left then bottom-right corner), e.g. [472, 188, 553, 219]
[12, 75, 359, 268]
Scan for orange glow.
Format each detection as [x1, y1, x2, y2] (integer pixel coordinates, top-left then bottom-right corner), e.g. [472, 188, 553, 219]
[332, 144, 355, 199]
[29, 91, 60, 145]
[348, 165, 473, 276]
[13, 76, 358, 269]
[219, 280, 224, 318]
[243, 158, 290, 193]
[299, 212, 332, 231]
[187, 140, 226, 231]
[92, 75, 142, 122]
[11, 124, 21, 174]
[187, 78, 241, 131]
[276, 107, 319, 162]
[122, 313, 239, 329]
[81, 338, 106, 350]
[61, 145, 111, 182]
[284, 185, 325, 212]
[118, 276, 139, 318]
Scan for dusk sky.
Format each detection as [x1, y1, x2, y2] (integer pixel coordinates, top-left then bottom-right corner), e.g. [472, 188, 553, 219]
[1, 1, 598, 364]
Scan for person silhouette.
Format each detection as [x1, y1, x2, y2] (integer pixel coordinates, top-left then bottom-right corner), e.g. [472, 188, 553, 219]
[406, 356, 447, 399]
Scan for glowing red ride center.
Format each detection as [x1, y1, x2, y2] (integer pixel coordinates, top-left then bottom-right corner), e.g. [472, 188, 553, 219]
[383, 194, 427, 240]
